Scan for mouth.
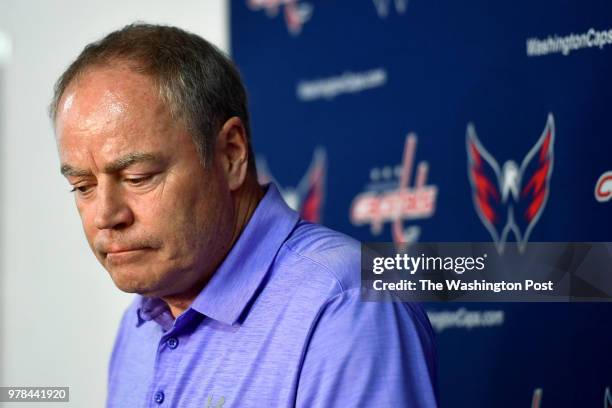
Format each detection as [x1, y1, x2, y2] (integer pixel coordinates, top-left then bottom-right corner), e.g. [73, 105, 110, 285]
[105, 247, 153, 264]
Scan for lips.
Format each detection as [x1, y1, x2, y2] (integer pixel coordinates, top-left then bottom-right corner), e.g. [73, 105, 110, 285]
[105, 247, 152, 264]
[106, 247, 147, 255]
[95, 238, 161, 259]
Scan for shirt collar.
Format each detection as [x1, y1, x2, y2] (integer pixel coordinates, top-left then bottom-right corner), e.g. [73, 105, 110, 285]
[135, 183, 299, 328]
[136, 296, 175, 331]
[192, 183, 299, 325]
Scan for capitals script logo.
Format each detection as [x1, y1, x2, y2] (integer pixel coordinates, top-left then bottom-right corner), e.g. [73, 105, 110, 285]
[247, 0, 313, 36]
[350, 134, 438, 250]
[257, 148, 326, 222]
[467, 114, 555, 253]
[595, 171, 612, 202]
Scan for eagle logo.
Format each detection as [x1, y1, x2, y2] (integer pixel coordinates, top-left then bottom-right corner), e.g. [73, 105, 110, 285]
[466, 114, 555, 253]
[257, 148, 326, 223]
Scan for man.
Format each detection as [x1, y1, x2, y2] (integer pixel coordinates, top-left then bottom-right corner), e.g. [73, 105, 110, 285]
[51, 23, 437, 407]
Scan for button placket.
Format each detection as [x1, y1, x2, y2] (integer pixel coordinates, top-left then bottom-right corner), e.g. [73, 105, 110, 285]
[167, 337, 179, 349]
[153, 390, 164, 404]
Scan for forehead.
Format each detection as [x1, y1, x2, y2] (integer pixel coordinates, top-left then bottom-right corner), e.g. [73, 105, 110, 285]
[55, 65, 180, 167]
[57, 64, 162, 128]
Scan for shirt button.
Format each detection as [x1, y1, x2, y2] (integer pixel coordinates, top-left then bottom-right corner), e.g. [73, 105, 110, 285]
[167, 337, 179, 349]
[154, 390, 165, 404]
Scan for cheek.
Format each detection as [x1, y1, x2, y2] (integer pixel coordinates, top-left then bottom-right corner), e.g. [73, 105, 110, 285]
[134, 186, 203, 248]
[159, 181, 231, 255]
[75, 200, 97, 242]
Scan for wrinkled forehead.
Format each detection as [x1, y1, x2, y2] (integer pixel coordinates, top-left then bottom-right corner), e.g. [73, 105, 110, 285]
[54, 67, 180, 167]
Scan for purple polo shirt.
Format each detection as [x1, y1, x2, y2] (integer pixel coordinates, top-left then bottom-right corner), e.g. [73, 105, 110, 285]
[107, 184, 437, 407]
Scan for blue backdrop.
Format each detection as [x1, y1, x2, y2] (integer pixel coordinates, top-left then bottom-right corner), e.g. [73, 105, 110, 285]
[231, 1, 612, 406]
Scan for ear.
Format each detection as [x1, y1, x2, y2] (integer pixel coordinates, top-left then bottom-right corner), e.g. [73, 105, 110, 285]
[216, 117, 249, 191]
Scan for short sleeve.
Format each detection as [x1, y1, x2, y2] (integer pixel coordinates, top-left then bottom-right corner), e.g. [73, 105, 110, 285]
[295, 288, 437, 407]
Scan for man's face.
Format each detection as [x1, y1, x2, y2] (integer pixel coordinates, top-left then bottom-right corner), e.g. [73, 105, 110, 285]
[55, 65, 235, 298]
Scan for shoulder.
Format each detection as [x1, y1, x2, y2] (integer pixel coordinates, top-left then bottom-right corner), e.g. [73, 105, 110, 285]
[276, 220, 435, 348]
[280, 220, 362, 293]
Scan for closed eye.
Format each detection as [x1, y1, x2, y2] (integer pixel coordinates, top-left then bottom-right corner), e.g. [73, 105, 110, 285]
[124, 175, 154, 186]
[69, 185, 95, 194]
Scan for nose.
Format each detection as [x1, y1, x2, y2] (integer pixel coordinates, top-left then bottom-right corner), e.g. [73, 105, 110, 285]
[93, 182, 134, 230]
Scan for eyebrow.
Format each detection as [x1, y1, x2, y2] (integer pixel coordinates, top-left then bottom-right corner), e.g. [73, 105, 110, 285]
[60, 152, 163, 177]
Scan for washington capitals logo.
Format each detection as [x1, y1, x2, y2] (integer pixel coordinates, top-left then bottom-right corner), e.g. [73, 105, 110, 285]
[257, 148, 326, 222]
[350, 133, 438, 250]
[467, 114, 555, 253]
[247, 0, 313, 36]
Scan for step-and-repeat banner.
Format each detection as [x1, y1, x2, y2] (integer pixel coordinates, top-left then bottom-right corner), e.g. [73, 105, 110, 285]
[231, 1, 612, 406]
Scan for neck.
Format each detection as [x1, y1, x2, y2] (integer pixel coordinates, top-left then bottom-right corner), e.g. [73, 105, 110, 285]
[164, 176, 264, 319]
[229, 176, 265, 250]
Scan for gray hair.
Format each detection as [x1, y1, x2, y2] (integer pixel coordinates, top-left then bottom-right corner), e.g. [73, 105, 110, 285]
[49, 22, 255, 172]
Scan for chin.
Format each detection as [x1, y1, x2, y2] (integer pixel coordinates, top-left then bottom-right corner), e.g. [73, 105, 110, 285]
[107, 265, 164, 296]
